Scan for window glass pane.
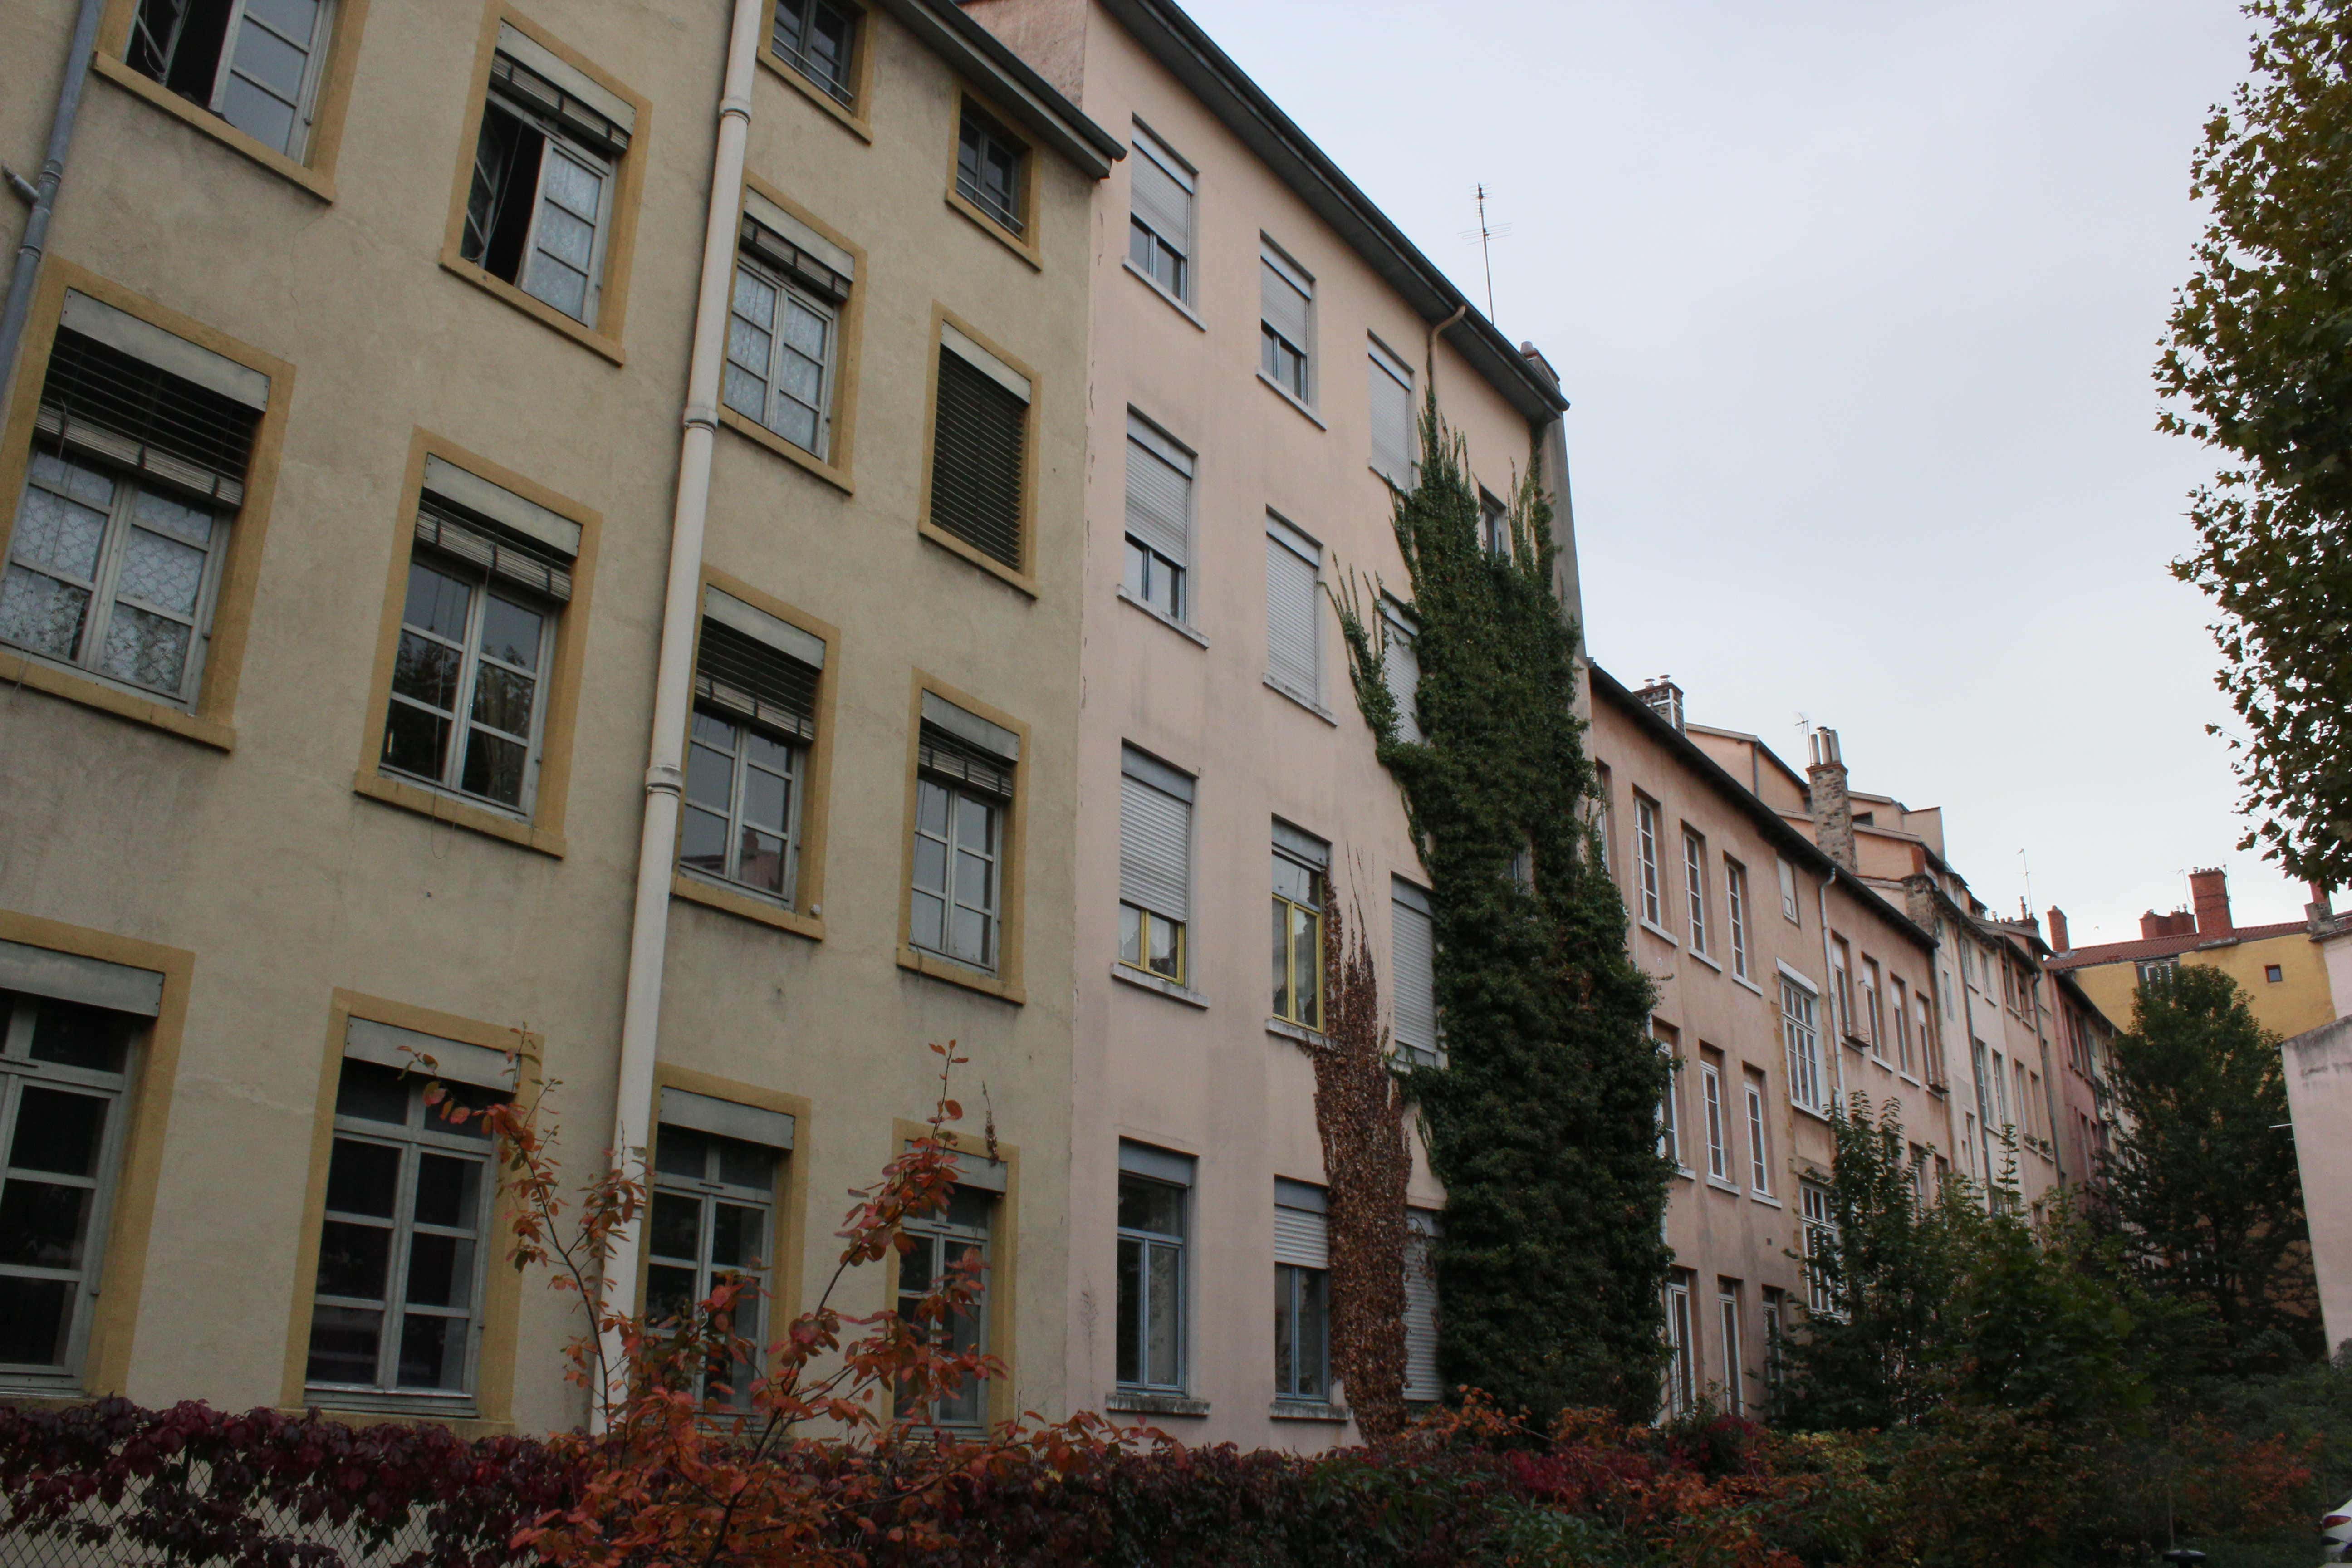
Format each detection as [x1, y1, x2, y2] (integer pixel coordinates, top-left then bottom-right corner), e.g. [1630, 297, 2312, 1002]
[7, 1087, 106, 1180]
[1117, 1175, 1181, 1235]
[711, 1202, 763, 1269]
[1115, 1234, 1141, 1384]
[304, 1303, 382, 1384]
[0, 567, 91, 662]
[1270, 898, 1291, 1018]
[479, 595, 543, 671]
[98, 603, 193, 692]
[1145, 1240, 1180, 1386]
[459, 729, 527, 807]
[324, 1137, 400, 1216]
[315, 1218, 391, 1299]
[0, 1174, 92, 1271]
[397, 1313, 464, 1389]
[25, 999, 131, 1074]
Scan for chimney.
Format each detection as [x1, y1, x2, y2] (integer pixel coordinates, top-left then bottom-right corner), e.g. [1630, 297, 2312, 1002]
[2190, 867, 2233, 936]
[1807, 727, 1857, 872]
[2139, 909, 2194, 940]
[1635, 676, 1686, 733]
[2048, 906, 2071, 953]
[2307, 880, 2335, 926]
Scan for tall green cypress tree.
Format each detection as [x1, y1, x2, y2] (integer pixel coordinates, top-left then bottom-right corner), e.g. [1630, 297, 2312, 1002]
[1334, 406, 1668, 1421]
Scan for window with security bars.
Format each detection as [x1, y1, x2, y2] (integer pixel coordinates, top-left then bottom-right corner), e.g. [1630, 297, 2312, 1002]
[3, 314, 261, 708]
[911, 706, 1017, 974]
[1119, 747, 1192, 984]
[725, 206, 847, 461]
[1128, 127, 1194, 302]
[1115, 1172, 1184, 1391]
[128, 0, 337, 157]
[956, 101, 1026, 236]
[646, 1122, 778, 1409]
[460, 30, 634, 326]
[684, 615, 819, 905]
[382, 493, 567, 815]
[1264, 516, 1320, 703]
[1271, 828, 1328, 1029]
[306, 1059, 501, 1402]
[771, 0, 857, 105]
[929, 332, 1029, 573]
[1124, 414, 1191, 622]
[1782, 978, 1824, 1113]
[0, 991, 139, 1388]
[1260, 245, 1313, 402]
[896, 1185, 992, 1430]
[1392, 878, 1440, 1067]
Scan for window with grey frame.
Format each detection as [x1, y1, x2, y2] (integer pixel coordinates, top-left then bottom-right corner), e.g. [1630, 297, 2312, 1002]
[725, 194, 852, 461]
[1123, 414, 1192, 623]
[1116, 1142, 1190, 1393]
[911, 694, 1018, 974]
[1402, 1209, 1442, 1402]
[1259, 244, 1313, 402]
[1273, 1180, 1330, 1403]
[1119, 747, 1192, 985]
[956, 100, 1026, 236]
[1127, 125, 1194, 303]
[645, 1088, 792, 1410]
[770, 0, 857, 105]
[1392, 877, 1441, 1068]
[307, 1026, 514, 1407]
[460, 27, 635, 326]
[896, 1160, 999, 1432]
[0, 963, 155, 1392]
[3, 292, 264, 710]
[929, 325, 1030, 573]
[1368, 337, 1415, 489]
[1264, 514, 1320, 705]
[382, 458, 577, 817]
[683, 587, 824, 907]
[127, 0, 337, 157]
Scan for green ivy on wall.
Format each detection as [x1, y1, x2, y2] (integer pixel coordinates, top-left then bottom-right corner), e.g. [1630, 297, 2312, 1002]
[1334, 404, 1670, 1422]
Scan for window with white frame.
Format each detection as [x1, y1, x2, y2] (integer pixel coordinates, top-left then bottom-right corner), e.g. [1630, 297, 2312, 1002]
[1119, 746, 1192, 985]
[1861, 957, 1883, 1053]
[382, 459, 577, 816]
[1264, 513, 1320, 705]
[1916, 993, 1937, 1083]
[1271, 823, 1328, 1029]
[682, 587, 823, 906]
[1273, 1180, 1330, 1402]
[1717, 1283, 1744, 1416]
[1656, 1026, 1683, 1168]
[896, 1175, 996, 1431]
[1368, 336, 1415, 488]
[307, 1024, 514, 1406]
[1479, 487, 1511, 559]
[1777, 857, 1800, 923]
[1743, 1067, 1772, 1194]
[1830, 937, 1856, 1039]
[1702, 1057, 1728, 1181]
[1380, 598, 1421, 744]
[770, 0, 858, 106]
[910, 693, 1019, 975]
[128, 0, 338, 157]
[0, 980, 148, 1390]
[1683, 828, 1711, 955]
[1761, 1289, 1786, 1396]
[1259, 242, 1314, 403]
[645, 1088, 792, 1409]
[1799, 1180, 1837, 1316]
[1892, 977, 1913, 1074]
[725, 192, 852, 461]
[1633, 795, 1663, 928]
[1127, 125, 1194, 303]
[1782, 975, 1825, 1113]
[1403, 1209, 1442, 1402]
[956, 99, 1027, 236]
[1392, 877, 1440, 1068]
[1116, 1142, 1189, 1393]
[1663, 1273, 1695, 1417]
[1124, 414, 1192, 622]
[1593, 764, 1617, 886]
[929, 323, 1031, 573]
[460, 25, 634, 326]
[4, 294, 265, 709]
[1725, 859, 1751, 980]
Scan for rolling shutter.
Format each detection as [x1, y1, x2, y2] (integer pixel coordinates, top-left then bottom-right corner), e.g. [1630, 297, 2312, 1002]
[1381, 604, 1421, 743]
[35, 304, 264, 508]
[1264, 520, 1319, 698]
[930, 331, 1029, 571]
[1403, 1211, 1441, 1401]
[416, 497, 576, 603]
[1392, 879, 1438, 1062]
[1368, 340, 1414, 487]
[492, 22, 636, 153]
[1260, 253, 1311, 350]
[1273, 1180, 1328, 1269]
[1119, 747, 1191, 924]
[696, 618, 819, 742]
[1130, 137, 1192, 254]
[1125, 416, 1191, 567]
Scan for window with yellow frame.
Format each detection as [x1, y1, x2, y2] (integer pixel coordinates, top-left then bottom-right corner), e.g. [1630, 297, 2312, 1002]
[1270, 823, 1328, 1029]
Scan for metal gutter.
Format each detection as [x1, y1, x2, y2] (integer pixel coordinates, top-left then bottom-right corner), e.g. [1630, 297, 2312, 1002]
[884, 0, 1124, 176]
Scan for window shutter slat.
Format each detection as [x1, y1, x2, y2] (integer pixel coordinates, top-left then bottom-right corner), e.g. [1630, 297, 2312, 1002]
[919, 722, 1015, 799]
[1265, 534, 1318, 697]
[1124, 437, 1189, 566]
[1369, 356, 1414, 486]
[1392, 893, 1438, 1057]
[1260, 260, 1310, 348]
[1382, 620, 1421, 743]
[695, 618, 818, 740]
[36, 328, 260, 506]
[415, 501, 575, 603]
[1273, 1203, 1328, 1269]
[930, 348, 1026, 570]
[1131, 155, 1190, 253]
[1403, 1220, 1441, 1400]
[1119, 774, 1190, 923]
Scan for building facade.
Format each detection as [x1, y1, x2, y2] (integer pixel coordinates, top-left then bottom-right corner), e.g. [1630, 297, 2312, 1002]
[2049, 868, 2337, 1044]
[0, 0, 1117, 1431]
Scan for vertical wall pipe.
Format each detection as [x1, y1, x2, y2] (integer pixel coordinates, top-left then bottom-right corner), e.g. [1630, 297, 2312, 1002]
[0, 0, 107, 412]
[594, 0, 765, 1429]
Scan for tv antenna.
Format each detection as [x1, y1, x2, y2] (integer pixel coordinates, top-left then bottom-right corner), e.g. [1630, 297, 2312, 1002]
[2019, 849, 2033, 919]
[1459, 184, 1509, 320]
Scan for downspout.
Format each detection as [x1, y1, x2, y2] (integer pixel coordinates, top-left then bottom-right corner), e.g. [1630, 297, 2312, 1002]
[1955, 936, 1990, 1197]
[0, 0, 106, 411]
[595, 0, 764, 1429]
[1816, 871, 1849, 1112]
[1424, 302, 1466, 397]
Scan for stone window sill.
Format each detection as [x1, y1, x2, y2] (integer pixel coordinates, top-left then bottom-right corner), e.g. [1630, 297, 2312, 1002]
[1107, 1390, 1210, 1417]
[1689, 948, 1723, 974]
[1112, 965, 1208, 1009]
[1705, 1175, 1743, 1196]
[1266, 1017, 1327, 1049]
[1123, 258, 1206, 330]
[1264, 676, 1337, 725]
[1269, 1399, 1349, 1422]
[1118, 586, 1208, 647]
[1731, 971, 1765, 997]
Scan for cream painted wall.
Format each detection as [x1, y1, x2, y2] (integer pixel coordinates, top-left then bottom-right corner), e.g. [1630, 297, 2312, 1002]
[2281, 1017, 2352, 1356]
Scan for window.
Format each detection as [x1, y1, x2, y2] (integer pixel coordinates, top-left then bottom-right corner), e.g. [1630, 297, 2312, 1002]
[681, 587, 823, 906]
[1593, 763, 1618, 886]
[1717, 1284, 1744, 1417]
[1744, 1068, 1772, 1194]
[1127, 125, 1194, 303]
[1656, 1025, 1683, 1168]
[127, 0, 336, 157]
[381, 460, 577, 817]
[646, 1089, 791, 1408]
[1683, 829, 1710, 955]
[1634, 795, 1663, 928]
[1259, 242, 1314, 403]
[1116, 1142, 1190, 1392]
[1264, 514, 1321, 704]
[1663, 1274, 1694, 1417]
[1761, 1289, 1786, 1396]
[307, 1032, 514, 1406]
[1830, 938, 1855, 1040]
[1799, 1180, 1837, 1316]
[1701, 1057, 1728, 1181]
[1781, 976, 1825, 1114]
[1270, 824, 1328, 1029]
[1124, 414, 1192, 622]
[1777, 857, 1801, 923]
[927, 323, 1031, 575]
[0, 990, 141, 1388]
[1892, 978, 1913, 1074]
[460, 25, 636, 326]
[1368, 337, 1415, 488]
[1118, 747, 1192, 985]
[770, 0, 857, 105]
[1725, 860, 1751, 980]
[2136, 956, 2178, 989]
[725, 192, 852, 461]
[1392, 878, 1440, 1068]
[956, 100, 1026, 236]
[1479, 488, 1510, 559]
[1916, 994, 1937, 1083]
[897, 1181, 995, 1431]
[1273, 1181, 1330, 1402]
[1403, 1209, 1441, 1402]
[4, 293, 263, 709]
[2266, 963, 2284, 983]
[1380, 598, 1421, 744]
[1860, 958, 1883, 1053]
[910, 693, 1019, 975]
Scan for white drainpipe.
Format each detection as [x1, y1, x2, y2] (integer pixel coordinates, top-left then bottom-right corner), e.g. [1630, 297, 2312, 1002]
[594, 0, 765, 1430]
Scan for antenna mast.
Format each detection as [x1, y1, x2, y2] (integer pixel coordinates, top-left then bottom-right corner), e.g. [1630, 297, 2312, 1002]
[1474, 184, 1498, 319]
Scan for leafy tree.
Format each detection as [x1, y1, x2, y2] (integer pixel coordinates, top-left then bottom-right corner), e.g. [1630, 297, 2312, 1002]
[2160, 0, 2352, 882]
[2097, 965, 2320, 1368]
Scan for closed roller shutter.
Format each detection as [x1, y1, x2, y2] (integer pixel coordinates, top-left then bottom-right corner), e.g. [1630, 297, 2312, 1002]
[36, 328, 262, 507]
[1119, 762, 1190, 923]
[1273, 1200, 1328, 1270]
[1261, 257, 1311, 350]
[1368, 343, 1414, 488]
[1125, 420, 1191, 566]
[1381, 609, 1421, 743]
[696, 619, 818, 741]
[1265, 525, 1319, 698]
[1131, 146, 1191, 254]
[1404, 1211, 1441, 1401]
[1392, 881, 1438, 1062]
[930, 342, 1027, 571]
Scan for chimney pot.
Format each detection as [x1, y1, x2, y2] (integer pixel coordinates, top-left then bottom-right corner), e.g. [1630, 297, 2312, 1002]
[2189, 867, 2233, 936]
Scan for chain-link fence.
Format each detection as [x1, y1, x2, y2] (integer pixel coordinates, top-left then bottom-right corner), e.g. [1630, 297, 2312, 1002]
[0, 1477, 530, 1567]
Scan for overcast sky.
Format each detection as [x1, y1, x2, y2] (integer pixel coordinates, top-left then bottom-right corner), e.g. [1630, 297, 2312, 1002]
[1178, 0, 2298, 947]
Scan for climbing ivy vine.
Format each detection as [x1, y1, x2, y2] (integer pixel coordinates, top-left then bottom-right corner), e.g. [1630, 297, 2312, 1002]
[1333, 404, 1669, 1422]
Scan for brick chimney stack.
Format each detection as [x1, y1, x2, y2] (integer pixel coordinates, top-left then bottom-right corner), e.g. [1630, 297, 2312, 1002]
[2307, 881, 2335, 926]
[1807, 727, 1856, 872]
[2048, 906, 2070, 953]
[2190, 867, 2234, 936]
[2140, 909, 2195, 940]
[1635, 676, 1686, 733]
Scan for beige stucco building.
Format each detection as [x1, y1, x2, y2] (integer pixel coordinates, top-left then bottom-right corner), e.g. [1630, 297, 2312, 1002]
[0, 0, 1121, 1433]
[2050, 868, 2337, 1045]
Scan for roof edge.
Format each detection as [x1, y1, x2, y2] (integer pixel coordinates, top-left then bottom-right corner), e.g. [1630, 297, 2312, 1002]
[888, 0, 1126, 176]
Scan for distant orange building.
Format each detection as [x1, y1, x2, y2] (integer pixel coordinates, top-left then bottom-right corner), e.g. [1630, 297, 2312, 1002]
[2047, 869, 2336, 1043]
